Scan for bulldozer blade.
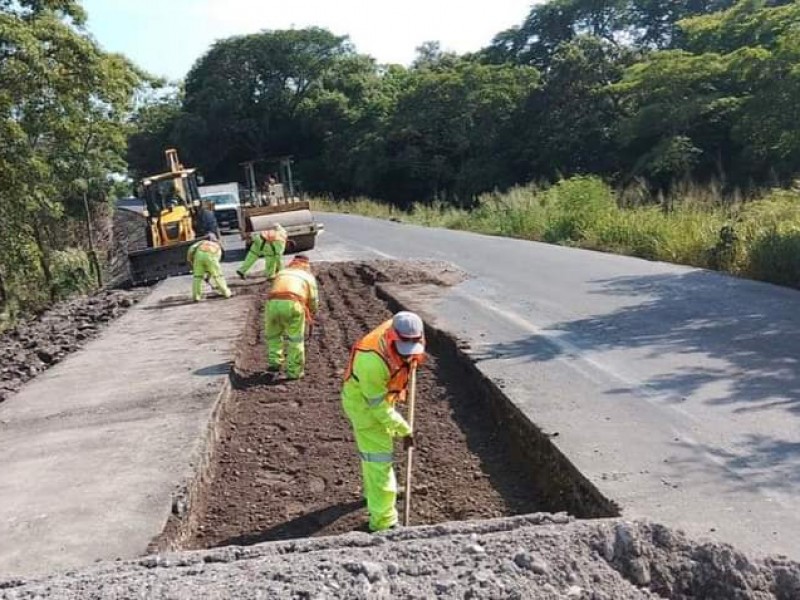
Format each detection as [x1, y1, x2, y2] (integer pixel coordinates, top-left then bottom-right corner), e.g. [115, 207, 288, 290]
[128, 240, 195, 286]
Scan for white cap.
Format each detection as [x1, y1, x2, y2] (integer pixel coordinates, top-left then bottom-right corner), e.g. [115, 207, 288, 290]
[392, 311, 425, 356]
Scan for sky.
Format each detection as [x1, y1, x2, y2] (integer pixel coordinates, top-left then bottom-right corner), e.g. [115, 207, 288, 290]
[81, 0, 539, 81]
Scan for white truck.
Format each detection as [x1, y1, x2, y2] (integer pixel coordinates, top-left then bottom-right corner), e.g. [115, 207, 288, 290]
[198, 182, 242, 231]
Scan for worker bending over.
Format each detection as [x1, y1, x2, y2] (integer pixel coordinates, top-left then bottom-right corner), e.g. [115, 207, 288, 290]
[265, 255, 319, 379]
[237, 223, 288, 280]
[341, 312, 425, 532]
[187, 233, 232, 302]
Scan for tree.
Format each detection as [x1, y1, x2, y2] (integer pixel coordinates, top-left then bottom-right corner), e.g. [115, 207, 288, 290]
[507, 36, 631, 182]
[381, 59, 539, 206]
[482, 0, 741, 68]
[177, 28, 354, 183]
[0, 0, 143, 312]
[613, 0, 800, 188]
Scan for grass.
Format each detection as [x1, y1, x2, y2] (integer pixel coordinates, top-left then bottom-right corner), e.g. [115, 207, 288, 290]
[314, 176, 800, 290]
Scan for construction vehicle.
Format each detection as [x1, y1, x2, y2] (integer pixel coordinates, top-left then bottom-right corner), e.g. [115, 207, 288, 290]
[128, 149, 202, 285]
[238, 156, 323, 252]
[199, 182, 242, 231]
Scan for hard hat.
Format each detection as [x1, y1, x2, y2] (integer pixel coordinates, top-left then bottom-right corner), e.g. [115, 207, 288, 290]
[391, 311, 425, 356]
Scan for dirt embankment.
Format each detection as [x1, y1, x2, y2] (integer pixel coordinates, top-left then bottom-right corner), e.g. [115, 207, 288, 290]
[106, 206, 147, 287]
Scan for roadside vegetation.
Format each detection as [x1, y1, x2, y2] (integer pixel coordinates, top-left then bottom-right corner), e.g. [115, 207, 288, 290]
[316, 177, 800, 289]
[0, 1, 144, 328]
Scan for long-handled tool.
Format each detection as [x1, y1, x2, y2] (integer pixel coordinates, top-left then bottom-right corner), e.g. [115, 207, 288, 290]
[403, 362, 418, 527]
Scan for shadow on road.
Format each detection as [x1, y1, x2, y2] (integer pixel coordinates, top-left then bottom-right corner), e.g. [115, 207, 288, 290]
[194, 362, 232, 376]
[476, 269, 800, 491]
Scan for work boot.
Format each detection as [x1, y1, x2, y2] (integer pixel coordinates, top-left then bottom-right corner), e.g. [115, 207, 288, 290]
[236, 270, 246, 280]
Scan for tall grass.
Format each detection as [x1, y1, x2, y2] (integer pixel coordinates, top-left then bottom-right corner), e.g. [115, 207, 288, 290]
[314, 177, 800, 289]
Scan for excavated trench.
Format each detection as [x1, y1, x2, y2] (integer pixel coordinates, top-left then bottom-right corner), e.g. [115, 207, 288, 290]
[152, 260, 617, 553]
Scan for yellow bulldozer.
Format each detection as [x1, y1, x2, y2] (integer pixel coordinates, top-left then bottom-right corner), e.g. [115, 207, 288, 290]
[128, 149, 203, 285]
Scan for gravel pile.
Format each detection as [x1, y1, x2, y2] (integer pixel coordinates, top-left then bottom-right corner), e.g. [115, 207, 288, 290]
[0, 289, 148, 402]
[2, 515, 798, 599]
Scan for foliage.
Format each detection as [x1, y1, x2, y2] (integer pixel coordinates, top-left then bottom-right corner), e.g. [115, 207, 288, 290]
[318, 177, 800, 289]
[0, 0, 144, 318]
[128, 1, 800, 209]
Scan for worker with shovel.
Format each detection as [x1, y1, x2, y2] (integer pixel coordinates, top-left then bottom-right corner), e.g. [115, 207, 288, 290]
[341, 312, 426, 532]
[265, 255, 319, 379]
[187, 233, 232, 302]
[236, 223, 288, 280]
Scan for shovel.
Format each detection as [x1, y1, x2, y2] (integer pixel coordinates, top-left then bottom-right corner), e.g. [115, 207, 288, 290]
[403, 362, 418, 527]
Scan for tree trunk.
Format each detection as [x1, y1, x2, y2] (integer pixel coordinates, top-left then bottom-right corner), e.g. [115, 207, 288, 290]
[0, 267, 7, 313]
[32, 217, 56, 302]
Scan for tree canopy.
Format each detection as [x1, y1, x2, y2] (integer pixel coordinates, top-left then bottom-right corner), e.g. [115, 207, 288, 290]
[1, 0, 144, 316]
[126, 0, 800, 206]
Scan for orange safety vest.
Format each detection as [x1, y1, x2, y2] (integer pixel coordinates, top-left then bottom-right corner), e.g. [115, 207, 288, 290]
[260, 228, 287, 243]
[344, 319, 417, 400]
[198, 241, 220, 253]
[268, 269, 314, 318]
[189, 240, 220, 262]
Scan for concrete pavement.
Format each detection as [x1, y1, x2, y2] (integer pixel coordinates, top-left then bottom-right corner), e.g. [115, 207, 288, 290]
[0, 261, 250, 578]
[314, 213, 800, 560]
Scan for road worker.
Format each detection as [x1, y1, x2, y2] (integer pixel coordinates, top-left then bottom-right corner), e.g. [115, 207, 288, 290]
[265, 254, 319, 379]
[187, 233, 232, 302]
[236, 223, 288, 280]
[341, 311, 426, 532]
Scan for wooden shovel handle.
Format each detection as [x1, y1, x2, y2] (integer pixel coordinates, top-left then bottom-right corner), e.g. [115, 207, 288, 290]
[403, 363, 418, 526]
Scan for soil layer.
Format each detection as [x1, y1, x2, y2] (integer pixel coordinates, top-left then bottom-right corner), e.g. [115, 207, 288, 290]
[185, 262, 552, 549]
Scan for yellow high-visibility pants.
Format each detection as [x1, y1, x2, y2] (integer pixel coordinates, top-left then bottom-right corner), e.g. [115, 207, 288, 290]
[264, 298, 306, 378]
[341, 401, 398, 531]
[192, 250, 231, 301]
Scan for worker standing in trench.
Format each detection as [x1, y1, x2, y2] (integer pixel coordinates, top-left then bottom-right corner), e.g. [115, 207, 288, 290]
[187, 233, 232, 302]
[236, 223, 288, 280]
[341, 312, 426, 532]
[264, 255, 319, 379]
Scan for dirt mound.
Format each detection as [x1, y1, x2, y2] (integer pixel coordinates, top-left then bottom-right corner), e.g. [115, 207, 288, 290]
[0, 288, 148, 403]
[3, 517, 798, 599]
[106, 207, 147, 287]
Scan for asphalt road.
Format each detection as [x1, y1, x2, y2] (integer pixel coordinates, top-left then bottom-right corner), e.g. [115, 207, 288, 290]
[307, 213, 800, 559]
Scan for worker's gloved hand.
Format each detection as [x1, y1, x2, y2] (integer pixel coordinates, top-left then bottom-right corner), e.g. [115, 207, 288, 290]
[403, 434, 414, 451]
[236, 270, 246, 280]
[388, 390, 407, 405]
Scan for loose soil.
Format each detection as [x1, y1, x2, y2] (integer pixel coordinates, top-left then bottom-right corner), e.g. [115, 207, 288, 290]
[0, 288, 148, 403]
[179, 261, 609, 551]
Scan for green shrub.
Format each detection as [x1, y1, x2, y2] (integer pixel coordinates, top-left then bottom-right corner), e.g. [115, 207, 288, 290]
[314, 182, 800, 291]
[746, 227, 800, 287]
[51, 248, 94, 300]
